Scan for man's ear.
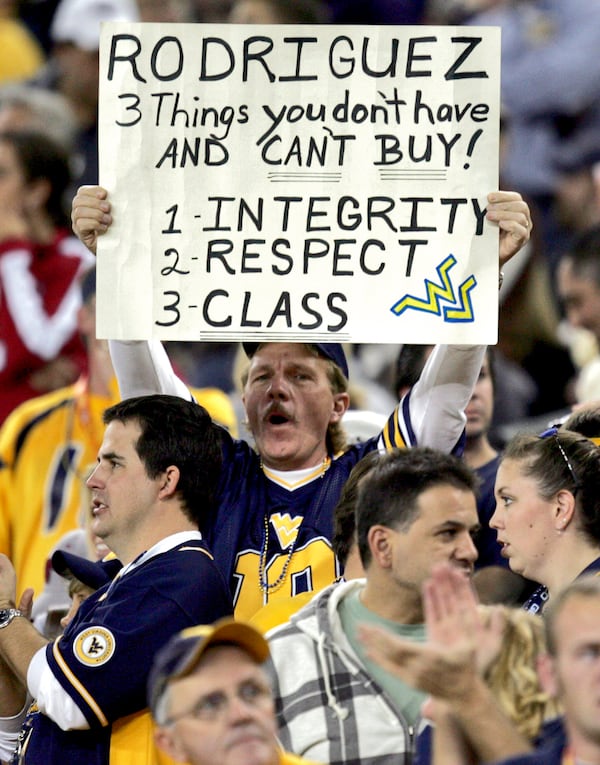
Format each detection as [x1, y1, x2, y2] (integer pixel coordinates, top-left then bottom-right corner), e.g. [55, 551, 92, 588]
[158, 465, 181, 500]
[154, 726, 188, 763]
[330, 392, 350, 424]
[368, 525, 394, 569]
[537, 652, 559, 699]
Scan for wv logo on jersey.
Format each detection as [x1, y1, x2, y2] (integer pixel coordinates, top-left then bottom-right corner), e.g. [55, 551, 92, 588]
[73, 626, 116, 666]
[390, 255, 477, 323]
[88, 637, 105, 655]
[270, 513, 304, 549]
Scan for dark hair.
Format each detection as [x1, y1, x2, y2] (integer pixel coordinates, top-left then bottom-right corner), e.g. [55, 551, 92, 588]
[332, 451, 381, 568]
[562, 224, 600, 286]
[483, 346, 496, 392]
[103, 395, 223, 530]
[393, 344, 432, 397]
[394, 344, 495, 399]
[561, 404, 600, 440]
[0, 129, 72, 227]
[501, 430, 600, 545]
[356, 447, 478, 567]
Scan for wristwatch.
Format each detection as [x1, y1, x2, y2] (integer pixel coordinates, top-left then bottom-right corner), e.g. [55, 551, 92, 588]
[0, 608, 23, 629]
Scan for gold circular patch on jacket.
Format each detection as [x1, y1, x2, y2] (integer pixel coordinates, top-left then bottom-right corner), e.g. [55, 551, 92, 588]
[73, 627, 116, 666]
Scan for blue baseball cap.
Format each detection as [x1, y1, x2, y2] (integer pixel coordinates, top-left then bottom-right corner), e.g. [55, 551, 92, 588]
[242, 342, 349, 380]
[148, 618, 269, 719]
[51, 550, 122, 591]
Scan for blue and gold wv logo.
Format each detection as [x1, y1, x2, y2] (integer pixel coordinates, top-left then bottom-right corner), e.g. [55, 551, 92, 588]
[390, 255, 476, 323]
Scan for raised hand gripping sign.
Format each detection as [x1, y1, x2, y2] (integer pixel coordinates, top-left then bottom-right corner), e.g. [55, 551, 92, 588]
[97, 23, 500, 344]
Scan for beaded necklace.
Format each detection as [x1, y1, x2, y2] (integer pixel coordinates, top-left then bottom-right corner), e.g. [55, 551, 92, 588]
[258, 456, 330, 594]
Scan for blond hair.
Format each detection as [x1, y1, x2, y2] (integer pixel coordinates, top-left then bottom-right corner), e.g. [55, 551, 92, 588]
[481, 606, 562, 741]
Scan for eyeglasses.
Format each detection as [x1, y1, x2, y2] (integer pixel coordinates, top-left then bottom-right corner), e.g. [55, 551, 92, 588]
[164, 678, 272, 725]
[539, 427, 580, 494]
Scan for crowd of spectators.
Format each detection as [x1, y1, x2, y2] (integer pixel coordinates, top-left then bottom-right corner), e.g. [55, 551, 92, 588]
[1, 0, 600, 432]
[2, 2, 600, 765]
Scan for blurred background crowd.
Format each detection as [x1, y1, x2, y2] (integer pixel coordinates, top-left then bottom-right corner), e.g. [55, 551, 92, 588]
[2, 0, 600, 445]
[2, 5, 600, 762]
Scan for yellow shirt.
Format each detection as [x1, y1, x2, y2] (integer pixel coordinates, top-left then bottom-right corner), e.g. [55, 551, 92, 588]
[0, 378, 237, 596]
[0, 18, 44, 83]
[249, 591, 316, 633]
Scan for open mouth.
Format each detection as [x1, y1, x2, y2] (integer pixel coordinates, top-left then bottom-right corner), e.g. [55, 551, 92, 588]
[268, 413, 289, 425]
[264, 405, 292, 426]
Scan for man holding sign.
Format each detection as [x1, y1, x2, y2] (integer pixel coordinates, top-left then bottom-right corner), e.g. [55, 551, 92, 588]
[73, 15, 530, 621]
[72, 187, 530, 622]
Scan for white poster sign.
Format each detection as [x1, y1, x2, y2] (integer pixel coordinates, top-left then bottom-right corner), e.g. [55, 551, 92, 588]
[97, 23, 500, 344]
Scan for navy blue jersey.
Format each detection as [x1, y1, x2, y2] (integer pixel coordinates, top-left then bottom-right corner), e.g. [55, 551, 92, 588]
[108, 339, 476, 620]
[14, 539, 232, 765]
[209, 430, 378, 620]
[414, 716, 565, 765]
[524, 556, 600, 614]
[207, 391, 464, 619]
[488, 740, 564, 765]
